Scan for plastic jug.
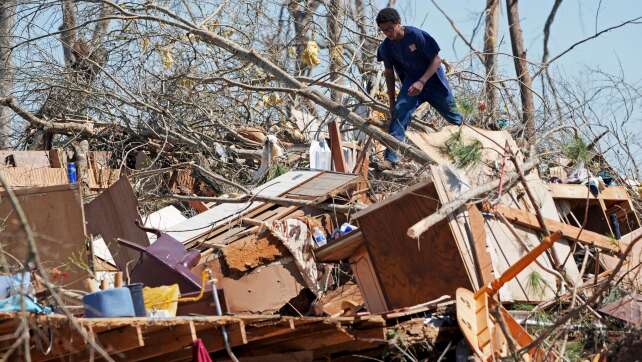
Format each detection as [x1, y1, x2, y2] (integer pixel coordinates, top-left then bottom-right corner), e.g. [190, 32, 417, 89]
[309, 140, 331, 170]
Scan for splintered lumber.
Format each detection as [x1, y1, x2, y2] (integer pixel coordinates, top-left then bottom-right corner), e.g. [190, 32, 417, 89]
[328, 120, 347, 172]
[494, 204, 621, 254]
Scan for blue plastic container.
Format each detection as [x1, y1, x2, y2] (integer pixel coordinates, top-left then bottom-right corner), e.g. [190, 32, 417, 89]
[67, 162, 77, 183]
[127, 283, 147, 317]
[83, 288, 135, 318]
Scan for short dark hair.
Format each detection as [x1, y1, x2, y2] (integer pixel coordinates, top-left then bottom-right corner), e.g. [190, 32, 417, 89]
[376, 8, 400, 25]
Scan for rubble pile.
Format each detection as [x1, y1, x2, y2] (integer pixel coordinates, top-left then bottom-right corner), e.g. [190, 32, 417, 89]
[0, 125, 639, 361]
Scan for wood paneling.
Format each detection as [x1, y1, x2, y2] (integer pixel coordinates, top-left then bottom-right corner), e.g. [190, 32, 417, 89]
[0, 167, 68, 188]
[354, 180, 472, 311]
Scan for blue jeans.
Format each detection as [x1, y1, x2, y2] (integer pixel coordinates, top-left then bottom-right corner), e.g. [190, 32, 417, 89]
[384, 84, 462, 163]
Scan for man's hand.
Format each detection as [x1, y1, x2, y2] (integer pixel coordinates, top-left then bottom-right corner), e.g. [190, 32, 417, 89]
[408, 80, 424, 96]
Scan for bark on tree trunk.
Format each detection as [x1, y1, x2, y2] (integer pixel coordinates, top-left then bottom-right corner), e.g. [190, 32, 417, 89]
[0, 1, 16, 148]
[506, 0, 535, 140]
[31, 1, 112, 150]
[483, 0, 500, 121]
[327, 0, 347, 172]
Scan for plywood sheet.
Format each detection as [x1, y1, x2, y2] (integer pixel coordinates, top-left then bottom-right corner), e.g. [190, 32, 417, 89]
[85, 177, 149, 270]
[483, 176, 580, 302]
[430, 165, 479, 290]
[0, 167, 68, 188]
[222, 260, 304, 313]
[0, 184, 89, 291]
[0, 150, 51, 168]
[168, 170, 320, 243]
[354, 180, 472, 310]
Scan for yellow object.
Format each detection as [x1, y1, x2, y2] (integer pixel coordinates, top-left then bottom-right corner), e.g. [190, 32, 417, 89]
[159, 46, 174, 69]
[143, 284, 180, 317]
[301, 40, 321, 67]
[262, 93, 283, 107]
[140, 37, 150, 52]
[177, 270, 210, 303]
[288, 46, 297, 58]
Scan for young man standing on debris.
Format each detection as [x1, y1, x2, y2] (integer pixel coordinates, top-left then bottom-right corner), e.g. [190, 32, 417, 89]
[376, 8, 463, 167]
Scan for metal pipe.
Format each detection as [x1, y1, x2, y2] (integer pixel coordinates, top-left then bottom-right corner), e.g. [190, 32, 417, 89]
[210, 277, 239, 362]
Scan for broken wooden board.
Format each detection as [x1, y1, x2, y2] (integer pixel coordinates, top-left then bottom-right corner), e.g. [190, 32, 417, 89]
[0, 167, 68, 188]
[406, 125, 521, 186]
[221, 231, 289, 274]
[88, 168, 120, 189]
[354, 179, 472, 311]
[0, 184, 89, 291]
[349, 245, 387, 313]
[314, 283, 363, 316]
[85, 176, 150, 270]
[467, 204, 494, 286]
[282, 171, 360, 200]
[495, 204, 621, 254]
[221, 260, 305, 314]
[0, 150, 51, 168]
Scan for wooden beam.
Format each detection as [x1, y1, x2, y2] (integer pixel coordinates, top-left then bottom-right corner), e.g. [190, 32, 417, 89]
[548, 184, 630, 202]
[314, 230, 364, 262]
[494, 204, 621, 254]
[328, 121, 347, 173]
[43, 325, 144, 362]
[199, 320, 247, 352]
[117, 322, 196, 361]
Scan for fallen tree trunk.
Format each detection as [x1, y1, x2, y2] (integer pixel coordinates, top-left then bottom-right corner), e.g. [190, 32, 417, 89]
[407, 157, 538, 239]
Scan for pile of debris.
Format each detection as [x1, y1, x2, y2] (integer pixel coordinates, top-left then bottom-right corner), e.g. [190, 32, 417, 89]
[0, 125, 639, 361]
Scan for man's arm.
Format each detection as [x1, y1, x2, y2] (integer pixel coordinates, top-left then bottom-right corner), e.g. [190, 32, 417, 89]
[384, 68, 396, 116]
[408, 54, 441, 96]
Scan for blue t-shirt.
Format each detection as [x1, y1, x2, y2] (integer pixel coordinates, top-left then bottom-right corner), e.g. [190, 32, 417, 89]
[377, 26, 451, 96]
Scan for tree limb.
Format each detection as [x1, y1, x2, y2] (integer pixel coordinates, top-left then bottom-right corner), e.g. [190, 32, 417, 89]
[0, 96, 95, 135]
